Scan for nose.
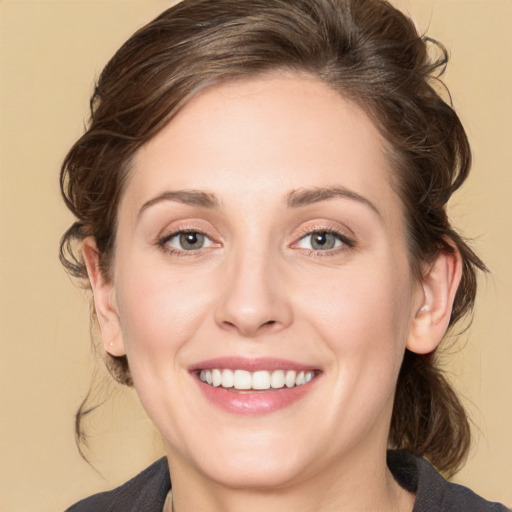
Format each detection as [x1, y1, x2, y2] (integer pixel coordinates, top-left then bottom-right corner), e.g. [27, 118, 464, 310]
[214, 247, 293, 338]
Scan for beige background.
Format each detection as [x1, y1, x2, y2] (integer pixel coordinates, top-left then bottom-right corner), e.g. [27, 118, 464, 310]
[1, 1, 511, 510]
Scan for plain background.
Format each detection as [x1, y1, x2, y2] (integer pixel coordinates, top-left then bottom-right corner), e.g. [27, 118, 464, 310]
[1, 1, 511, 510]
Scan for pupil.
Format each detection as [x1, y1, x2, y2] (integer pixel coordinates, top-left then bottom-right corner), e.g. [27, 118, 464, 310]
[315, 233, 327, 245]
[180, 232, 204, 249]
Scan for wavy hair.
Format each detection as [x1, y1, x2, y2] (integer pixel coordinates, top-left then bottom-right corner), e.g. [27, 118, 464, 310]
[60, 0, 486, 475]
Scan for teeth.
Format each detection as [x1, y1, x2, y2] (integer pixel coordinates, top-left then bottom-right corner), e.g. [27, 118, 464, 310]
[285, 370, 296, 388]
[212, 369, 222, 387]
[199, 369, 315, 390]
[252, 370, 271, 390]
[234, 369, 252, 390]
[221, 369, 234, 388]
[270, 369, 285, 389]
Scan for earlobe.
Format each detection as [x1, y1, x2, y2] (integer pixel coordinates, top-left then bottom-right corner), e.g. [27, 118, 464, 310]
[407, 247, 462, 355]
[82, 238, 126, 357]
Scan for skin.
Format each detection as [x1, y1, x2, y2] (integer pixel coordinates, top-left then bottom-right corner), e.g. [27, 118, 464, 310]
[84, 74, 461, 512]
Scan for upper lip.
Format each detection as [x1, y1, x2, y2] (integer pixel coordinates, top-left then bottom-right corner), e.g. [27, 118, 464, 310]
[189, 357, 319, 373]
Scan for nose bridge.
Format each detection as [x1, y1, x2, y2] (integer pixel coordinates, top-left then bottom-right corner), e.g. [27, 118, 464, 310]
[215, 236, 292, 337]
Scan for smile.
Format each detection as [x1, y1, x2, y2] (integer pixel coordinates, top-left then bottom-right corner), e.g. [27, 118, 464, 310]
[191, 357, 320, 415]
[198, 369, 316, 390]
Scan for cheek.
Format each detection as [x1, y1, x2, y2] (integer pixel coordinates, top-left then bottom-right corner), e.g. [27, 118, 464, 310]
[298, 255, 414, 388]
[303, 260, 412, 341]
[113, 257, 218, 361]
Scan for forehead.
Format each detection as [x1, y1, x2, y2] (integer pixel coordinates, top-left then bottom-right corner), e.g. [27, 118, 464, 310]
[124, 73, 400, 222]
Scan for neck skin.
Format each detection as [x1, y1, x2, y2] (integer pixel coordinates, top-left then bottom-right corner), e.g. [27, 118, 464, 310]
[165, 434, 415, 512]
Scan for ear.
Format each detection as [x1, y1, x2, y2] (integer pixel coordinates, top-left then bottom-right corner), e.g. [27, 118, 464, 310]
[407, 246, 462, 355]
[82, 238, 126, 357]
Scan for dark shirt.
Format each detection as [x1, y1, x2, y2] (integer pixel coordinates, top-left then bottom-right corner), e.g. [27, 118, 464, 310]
[66, 450, 509, 511]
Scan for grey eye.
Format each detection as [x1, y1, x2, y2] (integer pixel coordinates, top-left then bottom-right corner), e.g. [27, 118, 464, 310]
[179, 232, 205, 250]
[310, 232, 337, 250]
[297, 231, 343, 251]
[165, 231, 214, 251]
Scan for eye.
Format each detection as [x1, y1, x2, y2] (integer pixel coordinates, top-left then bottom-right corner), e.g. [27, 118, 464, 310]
[295, 231, 348, 251]
[162, 231, 215, 251]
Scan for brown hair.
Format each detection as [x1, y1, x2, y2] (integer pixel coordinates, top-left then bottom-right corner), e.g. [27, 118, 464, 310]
[60, 0, 486, 475]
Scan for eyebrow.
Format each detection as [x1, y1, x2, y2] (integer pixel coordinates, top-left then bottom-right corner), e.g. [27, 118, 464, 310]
[138, 190, 220, 217]
[137, 185, 381, 218]
[286, 186, 381, 217]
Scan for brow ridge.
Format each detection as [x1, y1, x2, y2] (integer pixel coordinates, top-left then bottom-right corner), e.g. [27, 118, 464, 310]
[286, 186, 381, 217]
[138, 190, 220, 217]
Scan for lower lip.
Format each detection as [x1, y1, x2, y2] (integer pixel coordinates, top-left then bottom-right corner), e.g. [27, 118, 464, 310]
[194, 376, 317, 415]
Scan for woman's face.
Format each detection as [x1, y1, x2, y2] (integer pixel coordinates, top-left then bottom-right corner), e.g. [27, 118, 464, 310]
[106, 74, 423, 488]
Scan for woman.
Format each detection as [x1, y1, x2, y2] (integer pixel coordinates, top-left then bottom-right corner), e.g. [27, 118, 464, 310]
[60, 0, 508, 510]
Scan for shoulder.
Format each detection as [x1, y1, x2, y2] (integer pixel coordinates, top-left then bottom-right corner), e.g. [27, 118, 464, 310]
[388, 450, 510, 512]
[65, 457, 170, 512]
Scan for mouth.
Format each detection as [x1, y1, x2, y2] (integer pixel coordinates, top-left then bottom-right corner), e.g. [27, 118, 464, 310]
[198, 368, 316, 391]
[191, 358, 320, 415]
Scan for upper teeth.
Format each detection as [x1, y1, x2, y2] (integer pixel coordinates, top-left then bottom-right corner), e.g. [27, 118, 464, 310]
[199, 369, 315, 390]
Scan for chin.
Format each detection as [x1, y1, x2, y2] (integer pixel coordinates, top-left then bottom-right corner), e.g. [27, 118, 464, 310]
[200, 454, 309, 491]
[169, 427, 319, 491]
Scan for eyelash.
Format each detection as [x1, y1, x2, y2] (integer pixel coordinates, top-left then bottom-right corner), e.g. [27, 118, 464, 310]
[157, 227, 355, 257]
[157, 229, 217, 257]
[291, 227, 355, 256]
